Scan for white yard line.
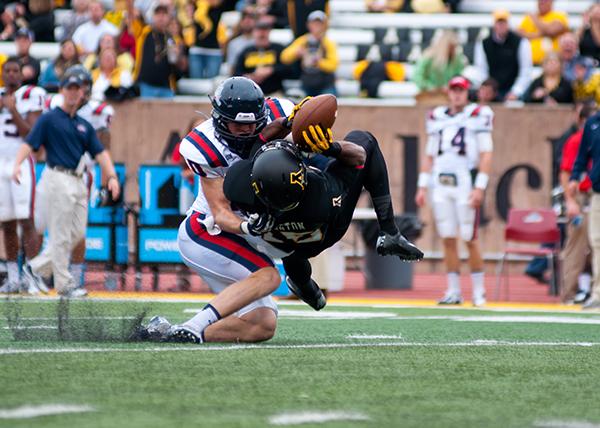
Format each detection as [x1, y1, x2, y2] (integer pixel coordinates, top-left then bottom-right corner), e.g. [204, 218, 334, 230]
[2, 326, 57, 330]
[184, 310, 600, 323]
[534, 420, 600, 428]
[346, 334, 403, 339]
[2, 340, 600, 355]
[269, 411, 370, 425]
[0, 404, 95, 419]
[183, 308, 398, 319]
[17, 317, 136, 320]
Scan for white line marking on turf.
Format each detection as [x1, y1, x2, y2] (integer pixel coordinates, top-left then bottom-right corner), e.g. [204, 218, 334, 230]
[393, 315, 600, 325]
[457, 315, 600, 325]
[2, 326, 57, 330]
[184, 311, 600, 323]
[184, 308, 397, 319]
[347, 334, 402, 340]
[268, 411, 370, 425]
[534, 420, 600, 428]
[0, 404, 95, 419]
[3, 341, 600, 355]
[18, 317, 136, 321]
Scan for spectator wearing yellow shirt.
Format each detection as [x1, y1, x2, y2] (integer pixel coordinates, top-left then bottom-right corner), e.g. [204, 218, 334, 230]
[281, 10, 339, 96]
[572, 56, 600, 105]
[518, 0, 568, 65]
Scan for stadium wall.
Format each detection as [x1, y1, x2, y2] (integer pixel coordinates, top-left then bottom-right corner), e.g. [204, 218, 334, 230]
[110, 101, 572, 257]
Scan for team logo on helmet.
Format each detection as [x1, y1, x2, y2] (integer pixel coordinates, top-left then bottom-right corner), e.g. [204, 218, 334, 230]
[289, 169, 305, 190]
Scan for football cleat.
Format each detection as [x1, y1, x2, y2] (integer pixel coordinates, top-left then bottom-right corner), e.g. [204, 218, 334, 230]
[574, 290, 590, 304]
[22, 264, 49, 294]
[58, 288, 88, 298]
[438, 293, 463, 305]
[376, 232, 424, 261]
[472, 294, 486, 307]
[132, 316, 173, 342]
[166, 324, 204, 344]
[582, 297, 600, 310]
[0, 279, 21, 294]
[286, 276, 326, 311]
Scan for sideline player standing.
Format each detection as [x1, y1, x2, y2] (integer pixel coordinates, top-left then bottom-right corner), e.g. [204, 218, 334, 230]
[38, 65, 114, 290]
[415, 76, 494, 306]
[12, 73, 120, 298]
[0, 57, 46, 293]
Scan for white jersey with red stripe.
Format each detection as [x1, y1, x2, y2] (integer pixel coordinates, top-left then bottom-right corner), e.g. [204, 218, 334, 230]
[425, 103, 494, 176]
[179, 97, 294, 218]
[0, 85, 46, 158]
[45, 94, 114, 131]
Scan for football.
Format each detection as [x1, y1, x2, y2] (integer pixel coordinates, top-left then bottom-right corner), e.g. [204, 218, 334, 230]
[291, 94, 338, 148]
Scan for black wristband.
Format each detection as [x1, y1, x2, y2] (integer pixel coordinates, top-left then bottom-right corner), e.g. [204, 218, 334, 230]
[322, 141, 342, 157]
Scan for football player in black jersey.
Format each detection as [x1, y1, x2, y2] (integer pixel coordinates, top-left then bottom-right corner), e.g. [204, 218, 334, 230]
[224, 128, 424, 310]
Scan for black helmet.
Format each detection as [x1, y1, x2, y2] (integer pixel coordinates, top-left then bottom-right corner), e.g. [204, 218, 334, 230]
[64, 65, 92, 85]
[251, 140, 307, 212]
[211, 77, 268, 159]
[64, 65, 92, 97]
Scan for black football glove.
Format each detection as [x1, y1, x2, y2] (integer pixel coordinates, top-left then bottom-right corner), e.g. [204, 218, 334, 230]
[241, 213, 275, 236]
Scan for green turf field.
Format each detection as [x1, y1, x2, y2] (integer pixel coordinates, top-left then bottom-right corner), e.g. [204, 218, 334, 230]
[1, 298, 600, 428]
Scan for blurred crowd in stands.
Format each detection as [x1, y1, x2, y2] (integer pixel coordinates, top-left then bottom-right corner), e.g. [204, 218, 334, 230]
[0, 0, 598, 102]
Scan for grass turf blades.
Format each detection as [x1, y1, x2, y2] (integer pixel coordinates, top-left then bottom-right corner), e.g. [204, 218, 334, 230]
[1, 299, 600, 428]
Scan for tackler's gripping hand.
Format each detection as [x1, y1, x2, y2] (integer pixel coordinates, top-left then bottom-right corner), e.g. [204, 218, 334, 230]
[241, 213, 276, 236]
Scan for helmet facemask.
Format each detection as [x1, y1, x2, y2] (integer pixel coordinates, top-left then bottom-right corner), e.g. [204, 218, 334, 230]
[210, 77, 268, 159]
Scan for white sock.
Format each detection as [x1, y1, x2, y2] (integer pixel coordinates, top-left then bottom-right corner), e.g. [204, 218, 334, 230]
[70, 264, 85, 289]
[447, 272, 461, 295]
[183, 304, 222, 334]
[6, 261, 19, 283]
[578, 273, 592, 293]
[471, 271, 485, 296]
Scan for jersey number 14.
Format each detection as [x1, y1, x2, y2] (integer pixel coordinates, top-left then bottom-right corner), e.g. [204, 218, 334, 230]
[439, 127, 466, 156]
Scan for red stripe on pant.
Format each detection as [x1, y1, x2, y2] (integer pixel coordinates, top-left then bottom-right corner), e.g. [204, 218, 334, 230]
[188, 212, 272, 269]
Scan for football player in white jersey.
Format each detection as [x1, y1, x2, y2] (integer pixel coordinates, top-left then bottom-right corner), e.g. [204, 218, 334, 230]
[36, 65, 114, 290]
[415, 76, 494, 306]
[0, 58, 46, 293]
[141, 77, 296, 344]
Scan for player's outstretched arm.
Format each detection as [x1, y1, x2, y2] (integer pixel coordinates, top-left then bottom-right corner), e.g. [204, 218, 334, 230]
[301, 124, 365, 167]
[202, 176, 247, 234]
[260, 117, 291, 141]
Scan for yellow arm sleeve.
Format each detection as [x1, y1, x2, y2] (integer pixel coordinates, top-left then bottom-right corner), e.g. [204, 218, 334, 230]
[317, 38, 339, 73]
[353, 60, 370, 80]
[280, 35, 308, 64]
[194, 1, 213, 40]
[385, 62, 405, 81]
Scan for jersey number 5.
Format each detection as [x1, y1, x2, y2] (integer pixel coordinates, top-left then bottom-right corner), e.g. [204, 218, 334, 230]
[3, 116, 18, 138]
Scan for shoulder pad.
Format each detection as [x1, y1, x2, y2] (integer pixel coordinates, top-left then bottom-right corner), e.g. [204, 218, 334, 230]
[181, 127, 229, 169]
[266, 97, 295, 120]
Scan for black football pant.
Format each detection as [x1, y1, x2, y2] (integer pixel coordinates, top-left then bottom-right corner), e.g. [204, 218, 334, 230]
[283, 129, 396, 286]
